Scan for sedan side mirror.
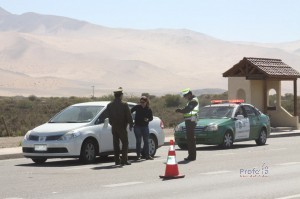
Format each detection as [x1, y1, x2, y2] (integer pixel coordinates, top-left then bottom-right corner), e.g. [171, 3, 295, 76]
[103, 118, 109, 128]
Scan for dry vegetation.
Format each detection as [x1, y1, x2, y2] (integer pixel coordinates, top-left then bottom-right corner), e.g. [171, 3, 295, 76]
[0, 93, 230, 137]
[1, 92, 296, 137]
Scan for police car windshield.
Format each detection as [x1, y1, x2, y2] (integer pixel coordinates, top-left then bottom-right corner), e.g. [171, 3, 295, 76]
[199, 106, 234, 119]
[49, 106, 104, 123]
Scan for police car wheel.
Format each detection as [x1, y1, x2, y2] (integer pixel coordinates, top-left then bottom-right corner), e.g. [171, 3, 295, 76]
[255, 128, 267, 146]
[178, 144, 188, 150]
[149, 135, 157, 157]
[221, 131, 233, 149]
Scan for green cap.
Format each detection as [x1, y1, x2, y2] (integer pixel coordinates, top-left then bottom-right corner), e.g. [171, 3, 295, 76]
[181, 88, 191, 96]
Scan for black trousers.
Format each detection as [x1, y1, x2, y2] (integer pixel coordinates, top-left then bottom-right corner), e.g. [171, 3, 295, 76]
[185, 120, 197, 159]
[112, 126, 128, 164]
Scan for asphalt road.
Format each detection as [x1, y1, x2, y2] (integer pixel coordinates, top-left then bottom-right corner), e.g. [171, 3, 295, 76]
[1, 135, 300, 199]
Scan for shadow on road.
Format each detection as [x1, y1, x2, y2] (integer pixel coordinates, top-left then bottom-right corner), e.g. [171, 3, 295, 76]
[176, 143, 269, 151]
[15, 155, 160, 168]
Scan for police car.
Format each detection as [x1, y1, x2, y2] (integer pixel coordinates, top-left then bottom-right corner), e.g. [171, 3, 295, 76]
[174, 99, 271, 149]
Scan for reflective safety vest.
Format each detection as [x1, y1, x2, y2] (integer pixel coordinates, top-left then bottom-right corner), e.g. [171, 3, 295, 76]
[183, 97, 199, 120]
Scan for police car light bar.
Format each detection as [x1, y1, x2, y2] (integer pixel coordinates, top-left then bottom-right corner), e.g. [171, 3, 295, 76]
[211, 99, 244, 104]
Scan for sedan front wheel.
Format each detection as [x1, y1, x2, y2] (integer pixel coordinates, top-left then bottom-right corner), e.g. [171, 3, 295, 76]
[32, 157, 47, 164]
[80, 139, 97, 164]
[221, 131, 233, 149]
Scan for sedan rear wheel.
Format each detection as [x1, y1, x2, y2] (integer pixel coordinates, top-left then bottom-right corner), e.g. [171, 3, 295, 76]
[149, 135, 157, 157]
[221, 131, 233, 149]
[255, 128, 267, 145]
[80, 139, 97, 164]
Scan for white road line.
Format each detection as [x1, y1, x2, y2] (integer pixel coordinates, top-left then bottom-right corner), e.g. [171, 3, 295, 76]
[200, 170, 232, 175]
[276, 162, 300, 166]
[151, 158, 165, 162]
[103, 181, 144, 188]
[4, 198, 24, 199]
[268, 148, 288, 151]
[246, 147, 288, 153]
[275, 194, 300, 199]
[214, 153, 235, 156]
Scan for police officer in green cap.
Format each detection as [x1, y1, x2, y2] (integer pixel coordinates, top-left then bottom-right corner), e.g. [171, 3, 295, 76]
[175, 88, 199, 161]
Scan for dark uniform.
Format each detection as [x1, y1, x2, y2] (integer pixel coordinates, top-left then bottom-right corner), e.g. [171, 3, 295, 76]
[176, 89, 199, 161]
[107, 93, 133, 165]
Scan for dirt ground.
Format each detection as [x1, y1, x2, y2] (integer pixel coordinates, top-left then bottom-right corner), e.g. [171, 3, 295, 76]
[0, 136, 23, 148]
[0, 128, 174, 149]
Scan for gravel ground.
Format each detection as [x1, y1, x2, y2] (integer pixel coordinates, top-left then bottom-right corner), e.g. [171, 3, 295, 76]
[0, 128, 174, 148]
[0, 136, 23, 148]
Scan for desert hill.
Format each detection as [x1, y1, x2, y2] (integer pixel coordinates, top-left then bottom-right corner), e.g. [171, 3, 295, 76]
[0, 7, 299, 97]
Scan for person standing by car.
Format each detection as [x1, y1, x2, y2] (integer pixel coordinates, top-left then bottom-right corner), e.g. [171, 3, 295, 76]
[106, 87, 133, 166]
[131, 96, 154, 160]
[175, 88, 199, 161]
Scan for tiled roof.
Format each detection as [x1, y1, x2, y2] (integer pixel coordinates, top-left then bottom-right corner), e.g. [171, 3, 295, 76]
[223, 57, 300, 79]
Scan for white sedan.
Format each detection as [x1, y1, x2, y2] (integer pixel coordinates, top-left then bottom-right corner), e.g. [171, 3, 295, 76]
[22, 101, 165, 164]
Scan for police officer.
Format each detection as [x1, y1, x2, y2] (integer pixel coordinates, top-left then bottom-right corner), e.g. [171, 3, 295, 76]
[106, 87, 134, 166]
[175, 88, 199, 161]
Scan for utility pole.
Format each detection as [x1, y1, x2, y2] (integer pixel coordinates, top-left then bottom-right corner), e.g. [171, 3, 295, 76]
[91, 86, 95, 98]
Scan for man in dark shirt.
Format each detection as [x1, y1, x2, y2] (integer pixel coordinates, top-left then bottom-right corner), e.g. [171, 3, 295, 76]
[106, 87, 133, 166]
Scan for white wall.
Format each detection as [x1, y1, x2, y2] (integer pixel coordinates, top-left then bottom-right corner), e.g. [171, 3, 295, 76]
[227, 77, 299, 129]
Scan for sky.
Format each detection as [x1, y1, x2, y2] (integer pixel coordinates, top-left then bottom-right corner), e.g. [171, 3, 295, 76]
[0, 0, 299, 43]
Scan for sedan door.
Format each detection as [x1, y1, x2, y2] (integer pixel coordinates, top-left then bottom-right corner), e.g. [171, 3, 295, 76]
[94, 110, 114, 152]
[128, 104, 137, 149]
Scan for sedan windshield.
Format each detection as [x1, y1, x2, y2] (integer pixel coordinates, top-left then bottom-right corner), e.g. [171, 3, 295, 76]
[49, 106, 104, 123]
[199, 106, 234, 119]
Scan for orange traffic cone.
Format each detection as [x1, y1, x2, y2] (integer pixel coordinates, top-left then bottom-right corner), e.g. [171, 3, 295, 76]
[159, 140, 185, 179]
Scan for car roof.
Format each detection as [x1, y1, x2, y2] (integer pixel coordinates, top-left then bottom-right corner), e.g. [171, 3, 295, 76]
[71, 101, 136, 107]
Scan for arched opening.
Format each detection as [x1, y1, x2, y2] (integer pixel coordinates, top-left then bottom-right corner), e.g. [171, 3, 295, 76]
[268, 88, 277, 110]
[236, 89, 246, 101]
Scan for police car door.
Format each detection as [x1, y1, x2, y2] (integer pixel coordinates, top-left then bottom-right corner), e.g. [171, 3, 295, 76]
[243, 105, 260, 139]
[234, 106, 250, 140]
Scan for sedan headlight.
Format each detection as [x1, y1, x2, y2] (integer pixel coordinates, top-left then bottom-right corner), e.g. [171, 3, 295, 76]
[205, 123, 218, 131]
[24, 130, 32, 140]
[59, 131, 81, 141]
[174, 125, 183, 132]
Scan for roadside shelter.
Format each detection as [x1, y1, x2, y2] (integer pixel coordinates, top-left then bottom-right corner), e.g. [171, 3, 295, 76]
[223, 57, 300, 129]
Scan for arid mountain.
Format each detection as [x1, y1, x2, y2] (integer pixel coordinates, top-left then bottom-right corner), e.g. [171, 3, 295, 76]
[0, 7, 299, 97]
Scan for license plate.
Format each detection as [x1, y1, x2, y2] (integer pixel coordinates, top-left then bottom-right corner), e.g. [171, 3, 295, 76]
[34, 144, 47, 151]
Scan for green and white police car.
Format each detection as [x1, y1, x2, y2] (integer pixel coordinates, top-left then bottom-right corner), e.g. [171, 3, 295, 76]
[174, 99, 271, 149]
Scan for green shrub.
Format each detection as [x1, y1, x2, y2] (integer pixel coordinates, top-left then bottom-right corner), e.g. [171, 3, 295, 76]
[164, 94, 181, 107]
[28, 95, 37, 101]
